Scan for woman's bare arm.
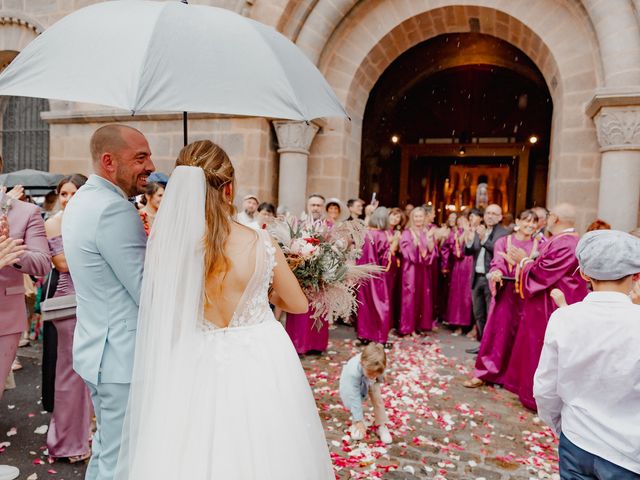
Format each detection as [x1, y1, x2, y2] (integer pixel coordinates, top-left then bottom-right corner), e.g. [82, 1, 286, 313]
[269, 241, 308, 314]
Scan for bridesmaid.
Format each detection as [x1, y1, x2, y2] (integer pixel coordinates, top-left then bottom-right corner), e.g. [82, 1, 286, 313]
[464, 209, 538, 389]
[386, 208, 406, 329]
[398, 207, 437, 335]
[356, 208, 392, 344]
[285, 210, 329, 354]
[45, 174, 93, 463]
[442, 214, 474, 334]
[437, 213, 456, 319]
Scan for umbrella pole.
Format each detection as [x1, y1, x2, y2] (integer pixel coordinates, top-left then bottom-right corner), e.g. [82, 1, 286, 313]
[183, 111, 188, 146]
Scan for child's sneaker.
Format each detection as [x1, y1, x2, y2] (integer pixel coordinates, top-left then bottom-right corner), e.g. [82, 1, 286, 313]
[349, 425, 364, 441]
[377, 425, 392, 444]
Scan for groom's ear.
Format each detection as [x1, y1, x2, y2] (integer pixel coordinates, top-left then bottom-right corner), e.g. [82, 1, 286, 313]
[100, 152, 116, 173]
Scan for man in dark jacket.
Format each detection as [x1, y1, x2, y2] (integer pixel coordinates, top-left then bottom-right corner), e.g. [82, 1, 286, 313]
[464, 204, 509, 352]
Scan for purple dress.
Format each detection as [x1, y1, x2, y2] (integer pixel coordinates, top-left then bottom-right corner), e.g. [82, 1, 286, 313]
[46, 235, 93, 458]
[504, 232, 589, 410]
[437, 233, 452, 323]
[285, 310, 329, 354]
[398, 227, 438, 335]
[442, 229, 473, 326]
[385, 230, 402, 330]
[356, 229, 392, 344]
[474, 235, 536, 385]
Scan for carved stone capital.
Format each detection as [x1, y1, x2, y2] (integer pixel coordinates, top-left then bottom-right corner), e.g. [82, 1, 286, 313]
[594, 106, 640, 152]
[273, 120, 319, 155]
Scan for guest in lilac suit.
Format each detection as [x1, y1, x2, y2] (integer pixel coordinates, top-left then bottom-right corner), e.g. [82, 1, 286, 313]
[356, 208, 392, 344]
[386, 208, 406, 329]
[0, 165, 51, 401]
[442, 214, 473, 334]
[44, 174, 93, 463]
[398, 207, 437, 335]
[285, 194, 329, 354]
[465, 209, 538, 389]
[505, 204, 589, 410]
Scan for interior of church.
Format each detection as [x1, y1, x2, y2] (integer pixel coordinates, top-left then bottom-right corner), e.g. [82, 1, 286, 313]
[360, 33, 552, 221]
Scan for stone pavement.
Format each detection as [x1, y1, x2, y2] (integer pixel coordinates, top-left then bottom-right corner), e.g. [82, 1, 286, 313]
[313, 326, 559, 480]
[1, 325, 559, 480]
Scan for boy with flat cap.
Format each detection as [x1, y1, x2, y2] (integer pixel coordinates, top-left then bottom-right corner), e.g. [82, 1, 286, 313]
[534, 230, 640, 479]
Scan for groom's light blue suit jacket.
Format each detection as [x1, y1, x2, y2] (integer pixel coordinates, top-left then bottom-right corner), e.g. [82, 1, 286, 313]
[63, 174, 147, 385]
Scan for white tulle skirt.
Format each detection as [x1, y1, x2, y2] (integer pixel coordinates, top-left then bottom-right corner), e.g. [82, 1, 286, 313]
[120, 319, 334, 480]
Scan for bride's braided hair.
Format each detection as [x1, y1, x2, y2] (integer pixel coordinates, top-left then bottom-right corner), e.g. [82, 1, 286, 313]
[175, 140, 236, 301]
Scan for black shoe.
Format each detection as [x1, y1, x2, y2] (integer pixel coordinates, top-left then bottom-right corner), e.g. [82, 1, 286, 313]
[465, 347, 480, 354]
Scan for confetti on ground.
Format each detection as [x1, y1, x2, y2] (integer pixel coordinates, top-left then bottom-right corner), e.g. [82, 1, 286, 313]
[302, 329, 559, 479]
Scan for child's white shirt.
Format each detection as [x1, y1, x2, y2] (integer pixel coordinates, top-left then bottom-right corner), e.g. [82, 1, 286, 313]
[534, 291, 640, 474]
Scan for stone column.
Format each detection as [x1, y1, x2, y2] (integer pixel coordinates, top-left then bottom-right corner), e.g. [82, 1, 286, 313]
[273, 120, 319, 216]
[593, 106, 640, 230]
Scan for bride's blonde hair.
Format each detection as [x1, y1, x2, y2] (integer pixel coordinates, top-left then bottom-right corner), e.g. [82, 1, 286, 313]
[175, 140, 236, 296]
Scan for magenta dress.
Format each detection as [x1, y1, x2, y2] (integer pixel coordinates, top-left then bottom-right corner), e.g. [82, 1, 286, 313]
[46, 236, 93, 458]
[504, 232, 589, 410]
[356, 229, 392, 343]
[442, 229, 473, 327]
[398, 228, 438, 335]
[474, 235, 537, 386]
[437, 233, 452, 323]
[385, 230, 402, 330]
[285, 310, 329, 354]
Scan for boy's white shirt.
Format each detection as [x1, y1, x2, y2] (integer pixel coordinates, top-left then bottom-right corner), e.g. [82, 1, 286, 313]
[534, 291, 640, 474]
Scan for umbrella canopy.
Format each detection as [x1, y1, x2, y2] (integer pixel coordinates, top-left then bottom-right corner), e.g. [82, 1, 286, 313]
[0, 169, 64, 193]
[0, 0, 347, 122]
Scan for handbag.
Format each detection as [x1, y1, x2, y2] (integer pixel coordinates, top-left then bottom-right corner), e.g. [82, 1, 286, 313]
[41, 270, 77, 322]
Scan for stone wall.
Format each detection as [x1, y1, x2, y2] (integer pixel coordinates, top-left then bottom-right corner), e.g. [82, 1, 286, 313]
[47, 115, 278, 206]
[1, 0, 640, 228]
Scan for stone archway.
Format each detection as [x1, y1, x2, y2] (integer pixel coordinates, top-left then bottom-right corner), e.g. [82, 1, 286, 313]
[304, 1, 604, 228]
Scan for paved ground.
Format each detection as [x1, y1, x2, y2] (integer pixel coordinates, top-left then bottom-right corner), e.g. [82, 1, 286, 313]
[1, 325, 559, 480]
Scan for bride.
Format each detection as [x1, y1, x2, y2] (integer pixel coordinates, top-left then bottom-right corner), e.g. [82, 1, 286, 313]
[115, 140, 334, 479]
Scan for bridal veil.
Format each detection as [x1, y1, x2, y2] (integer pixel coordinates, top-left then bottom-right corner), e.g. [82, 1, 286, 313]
[115, 166, 207, 478]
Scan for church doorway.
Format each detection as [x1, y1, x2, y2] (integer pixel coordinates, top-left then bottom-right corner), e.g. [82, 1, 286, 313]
[360, 33, 552, 221]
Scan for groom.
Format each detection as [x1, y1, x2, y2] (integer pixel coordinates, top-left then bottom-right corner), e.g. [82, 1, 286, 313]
[63, 124, 154, 480]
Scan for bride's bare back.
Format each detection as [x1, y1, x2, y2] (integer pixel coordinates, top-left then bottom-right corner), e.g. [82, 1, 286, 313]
[203, 222, 308, 328]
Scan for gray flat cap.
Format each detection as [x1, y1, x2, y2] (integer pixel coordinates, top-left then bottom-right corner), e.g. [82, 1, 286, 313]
[576, 230, 640, 280]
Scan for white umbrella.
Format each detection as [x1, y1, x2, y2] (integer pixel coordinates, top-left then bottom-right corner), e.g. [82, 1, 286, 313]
[0, 0, 347, 142]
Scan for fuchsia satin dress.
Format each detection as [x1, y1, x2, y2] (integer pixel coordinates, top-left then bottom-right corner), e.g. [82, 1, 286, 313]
[398, 227, 438, 335]
[355, 229, 392, 344]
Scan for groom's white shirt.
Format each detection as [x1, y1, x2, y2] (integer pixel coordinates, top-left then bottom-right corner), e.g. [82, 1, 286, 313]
[63, 174, 147, 384]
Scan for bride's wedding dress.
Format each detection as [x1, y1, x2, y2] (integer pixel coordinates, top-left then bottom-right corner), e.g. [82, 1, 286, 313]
[115, 166, 334, 479]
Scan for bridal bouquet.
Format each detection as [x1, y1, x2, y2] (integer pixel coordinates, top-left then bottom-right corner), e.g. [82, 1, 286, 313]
[267, 217, 381, 328]
[0, 195, 12, 237]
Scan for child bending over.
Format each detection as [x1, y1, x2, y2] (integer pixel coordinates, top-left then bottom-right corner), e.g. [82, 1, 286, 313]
[339, 343, 392, 444]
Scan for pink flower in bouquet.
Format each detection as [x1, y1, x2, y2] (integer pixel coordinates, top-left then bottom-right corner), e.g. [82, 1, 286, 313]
[0, 196, 12, 238]
[290, 237, 318, 259]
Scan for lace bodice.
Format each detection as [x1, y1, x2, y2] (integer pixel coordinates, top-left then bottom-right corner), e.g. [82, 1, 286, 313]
[200, 229, 276, 333]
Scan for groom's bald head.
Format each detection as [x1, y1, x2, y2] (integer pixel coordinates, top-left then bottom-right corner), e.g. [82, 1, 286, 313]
[90, 124, 142, 165]
[89, 124, 154, 196]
